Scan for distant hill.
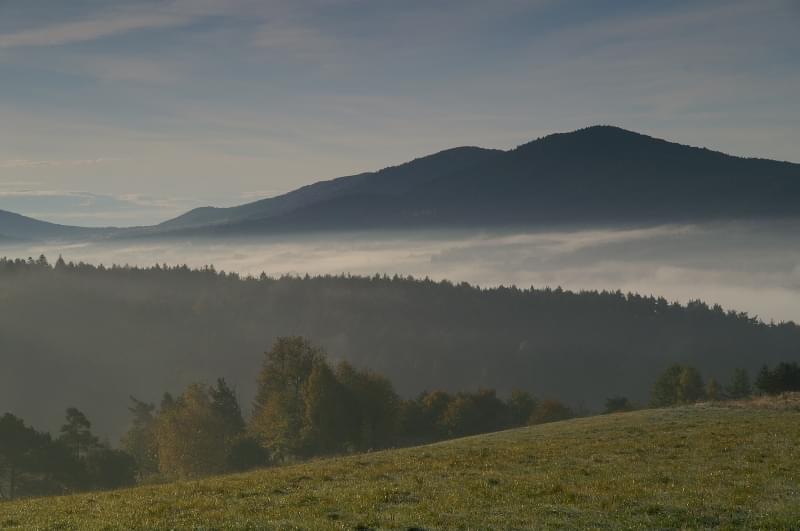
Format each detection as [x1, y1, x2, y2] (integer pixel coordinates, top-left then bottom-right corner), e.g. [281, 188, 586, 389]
[0, 209, 114, 242]
[158, 145, 502, 232]
[2, 126, 799, 241]
[150, 125, 800, 237]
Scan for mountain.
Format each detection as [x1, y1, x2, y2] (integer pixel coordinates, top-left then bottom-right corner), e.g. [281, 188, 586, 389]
[2, 126, 799, 241]
[158, 145, 503, 232]
[0, 209, 116, 242]
[148, 125, 800, 237]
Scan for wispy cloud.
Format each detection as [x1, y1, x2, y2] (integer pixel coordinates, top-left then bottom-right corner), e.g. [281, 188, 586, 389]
[252, 23, 338, 57]
[0, 158, 119, 168]
[79, 55, 182, 84]
[0, 0, 249, 49]
[0, 12, 188, 48]
[0, 0, 797, 201]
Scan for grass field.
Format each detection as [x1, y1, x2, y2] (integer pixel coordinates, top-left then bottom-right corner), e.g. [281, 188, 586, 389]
[3, 397, 800, 530]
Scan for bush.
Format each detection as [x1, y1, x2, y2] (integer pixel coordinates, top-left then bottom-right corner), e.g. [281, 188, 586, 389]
[651, 364, 705, 406]
[604, 396, 634, 413]
[530, 400, 573, 425]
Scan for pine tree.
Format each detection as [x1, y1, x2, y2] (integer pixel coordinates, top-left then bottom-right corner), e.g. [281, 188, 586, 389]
[726, 368, 751, 399]
[651, 364, 683, 406]
[209, 378, 245, 436]
[301, 361, 345, 454]
[0, 414, 41, 499]
[755, 365, 774, 395]
[59, 408, 98, 460]
[120, 397, 158, 478]
[336, 361, 400, 451]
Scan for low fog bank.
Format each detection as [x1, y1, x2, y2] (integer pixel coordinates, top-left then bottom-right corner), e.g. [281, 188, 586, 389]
[3, 220, 799, 323]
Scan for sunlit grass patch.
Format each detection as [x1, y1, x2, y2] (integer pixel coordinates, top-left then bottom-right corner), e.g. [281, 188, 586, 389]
[3, 398, 800, 529]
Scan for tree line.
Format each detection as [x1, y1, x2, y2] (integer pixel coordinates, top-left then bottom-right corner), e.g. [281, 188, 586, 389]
[1, 337, 574, 498]
[649, 361, 800, 406]
[0, 409, 135, 500]
[4, 337, 798, 500]
[121, 337, 576, 481]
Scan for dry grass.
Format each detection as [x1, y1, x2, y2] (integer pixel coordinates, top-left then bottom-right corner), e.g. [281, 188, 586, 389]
[2, 397, 800, 530]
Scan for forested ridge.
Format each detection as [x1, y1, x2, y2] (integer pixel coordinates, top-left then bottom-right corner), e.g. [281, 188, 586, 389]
[1, 256, 799, 439]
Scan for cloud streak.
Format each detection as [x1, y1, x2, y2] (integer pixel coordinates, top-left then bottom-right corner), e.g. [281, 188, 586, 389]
[0, 0, 797, 203]
[0, 12, 189, 48]
[0, 158, 118, 168]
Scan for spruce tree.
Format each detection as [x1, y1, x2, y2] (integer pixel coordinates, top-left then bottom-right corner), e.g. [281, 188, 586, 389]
[726, 368, 751, 399]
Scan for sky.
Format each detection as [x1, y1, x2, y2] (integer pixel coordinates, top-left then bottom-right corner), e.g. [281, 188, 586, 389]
[0, 0, 798, 226]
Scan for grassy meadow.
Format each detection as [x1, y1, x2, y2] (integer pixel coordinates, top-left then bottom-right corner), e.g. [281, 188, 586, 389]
[3, 396, 800, 530]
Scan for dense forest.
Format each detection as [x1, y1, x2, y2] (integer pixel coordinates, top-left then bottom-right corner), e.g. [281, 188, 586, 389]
[1, 256, 799, 439]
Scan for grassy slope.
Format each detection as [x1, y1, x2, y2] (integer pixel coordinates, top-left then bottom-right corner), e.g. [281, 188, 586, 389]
[3, 399, 800, 530]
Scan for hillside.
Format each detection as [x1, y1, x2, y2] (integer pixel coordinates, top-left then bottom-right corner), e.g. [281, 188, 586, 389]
[156, 145, 503, 232]
[2, 258, 799, 440]
[0, 209, 114, 242]
[148, 125, 800, 237]
[4, 398, 800, 529]
[2, 126, 800, 241]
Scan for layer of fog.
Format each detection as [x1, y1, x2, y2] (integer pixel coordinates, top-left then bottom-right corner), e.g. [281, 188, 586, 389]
[3, 220, 799, 324]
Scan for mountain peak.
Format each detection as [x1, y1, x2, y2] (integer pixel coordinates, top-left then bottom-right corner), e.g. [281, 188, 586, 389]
[515, 124, 654, 151]
[4, 126, 800, 241]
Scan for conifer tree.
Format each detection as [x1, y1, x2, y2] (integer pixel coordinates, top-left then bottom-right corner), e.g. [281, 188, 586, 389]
[59, 408, 98, 460]
[0, 413, 41, 499]
[210, 378, 245, 436]
[301, 361, 345, 454]
[120, 397, 158, 478]
[727, 368, 752, 399]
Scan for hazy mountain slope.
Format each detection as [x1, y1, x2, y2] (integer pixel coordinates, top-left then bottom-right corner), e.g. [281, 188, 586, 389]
[149, 125, 800, 237]
[157, 146, 502, 231]
[0, 209, 115, 241]
[3, 126, 799, 241]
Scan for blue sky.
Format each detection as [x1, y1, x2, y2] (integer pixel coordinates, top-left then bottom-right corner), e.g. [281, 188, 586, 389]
[0, 0, 798, 226]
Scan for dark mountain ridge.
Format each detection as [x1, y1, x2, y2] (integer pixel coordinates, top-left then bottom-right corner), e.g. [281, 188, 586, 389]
[0, 209, 116, 241]
[1, 126, 799, 241]
[160, 126, 800, 237]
